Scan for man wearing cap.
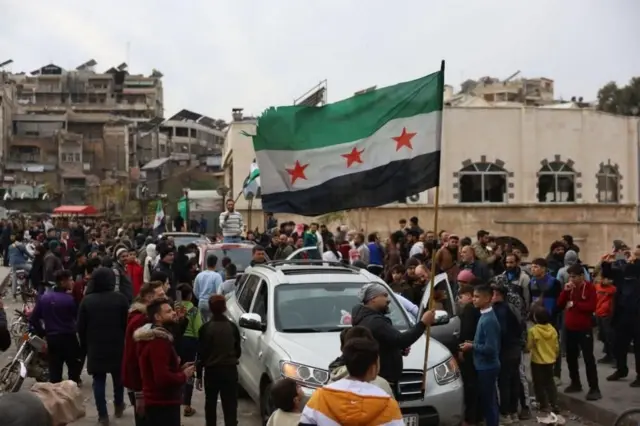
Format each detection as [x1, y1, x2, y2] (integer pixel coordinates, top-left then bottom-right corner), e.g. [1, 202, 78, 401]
[112, 247, 134, 304]
[351, 282, 436, 391]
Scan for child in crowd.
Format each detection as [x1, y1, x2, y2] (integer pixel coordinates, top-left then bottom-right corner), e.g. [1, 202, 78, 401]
[527, 306, 560, 415]
[457, 284, 481, 426]
[301, 338, 404, 425]
[328, 326, 394, 396]
[266, 378, 303, 426]
[594, 268, 616, 364]
[491, 282, 524, 424]
[460, 285, 501, 426]
[389, 264, 413, 301]
[175, 284, 203, 417]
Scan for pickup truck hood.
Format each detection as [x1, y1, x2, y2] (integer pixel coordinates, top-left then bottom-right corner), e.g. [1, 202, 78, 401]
[272, 331, 451, 373]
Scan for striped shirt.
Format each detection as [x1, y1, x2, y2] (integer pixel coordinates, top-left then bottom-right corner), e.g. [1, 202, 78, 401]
[219, 211, 244, 237]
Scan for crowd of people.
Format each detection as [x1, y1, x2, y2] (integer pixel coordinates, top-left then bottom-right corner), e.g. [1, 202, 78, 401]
[0, 204, 637, 426]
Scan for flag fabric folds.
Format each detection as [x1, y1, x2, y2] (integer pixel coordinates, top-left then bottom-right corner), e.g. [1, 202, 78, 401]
[251, 69, 444, 216]
[153, 200, 165, 234]
[242, 160, 261, 199]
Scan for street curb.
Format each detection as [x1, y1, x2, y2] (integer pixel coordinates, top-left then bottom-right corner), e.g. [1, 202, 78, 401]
[556, 391, 617, 426]
[528, 379, 617, 426]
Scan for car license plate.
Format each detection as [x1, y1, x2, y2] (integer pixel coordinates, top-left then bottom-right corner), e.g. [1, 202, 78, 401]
[403, 414, 419, 426]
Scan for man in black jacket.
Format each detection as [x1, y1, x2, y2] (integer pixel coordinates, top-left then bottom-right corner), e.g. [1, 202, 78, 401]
[154, 245, 176, 300]
[492, 282, 525, 422]
[78, 267, 129, 424]
[351, 283, 435, 389]
[601, 253, 640, 386]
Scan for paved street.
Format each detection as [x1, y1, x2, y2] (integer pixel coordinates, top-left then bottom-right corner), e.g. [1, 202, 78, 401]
[0, 266, 602, 425]
[0, 267, 261, 425]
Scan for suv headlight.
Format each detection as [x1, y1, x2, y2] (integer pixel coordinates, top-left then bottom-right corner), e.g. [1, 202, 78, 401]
[433, 357, 460, 385]
[280, 361, 329, 388]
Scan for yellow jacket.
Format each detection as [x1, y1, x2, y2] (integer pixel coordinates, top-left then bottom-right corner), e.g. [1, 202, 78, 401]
[527, 324, 559, 364]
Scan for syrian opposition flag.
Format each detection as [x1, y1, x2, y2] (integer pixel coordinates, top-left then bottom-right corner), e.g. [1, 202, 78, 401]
[242, 160, 261, 199]
[153, 200, 165, 233]
[252, 69, 443, 216]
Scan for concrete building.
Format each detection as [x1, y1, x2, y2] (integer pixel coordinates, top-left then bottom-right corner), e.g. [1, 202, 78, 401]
[223, 106, 640, 264]
[1, 60, 165, 204]
[139, 109, 226, 200]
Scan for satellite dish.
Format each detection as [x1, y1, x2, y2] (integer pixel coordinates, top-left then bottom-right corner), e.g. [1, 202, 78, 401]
[3, 193, 11, 200]
[42, 193, 50, 200]
[20, 192, 27, 199]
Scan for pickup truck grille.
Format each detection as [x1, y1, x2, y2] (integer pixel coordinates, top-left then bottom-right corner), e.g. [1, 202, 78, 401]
[397, 369, 424, 402]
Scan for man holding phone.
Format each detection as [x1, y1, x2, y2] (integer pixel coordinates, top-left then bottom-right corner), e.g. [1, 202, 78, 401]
[135, 298, 196, 426]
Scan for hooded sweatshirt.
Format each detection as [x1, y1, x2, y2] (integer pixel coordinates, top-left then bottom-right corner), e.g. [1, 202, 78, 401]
[299, 378, 404, 426]
[556, 250, 591, 285]
[527, 323, 559, 365]
[328, 356, 394, 396]
[121, 303, 148, 393]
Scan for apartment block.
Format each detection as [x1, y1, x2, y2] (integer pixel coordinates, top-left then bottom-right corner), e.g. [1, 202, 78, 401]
[1, 60, 165, 204]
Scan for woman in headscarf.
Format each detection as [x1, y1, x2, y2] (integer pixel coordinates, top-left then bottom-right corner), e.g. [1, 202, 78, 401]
[143, 243, 157, 285]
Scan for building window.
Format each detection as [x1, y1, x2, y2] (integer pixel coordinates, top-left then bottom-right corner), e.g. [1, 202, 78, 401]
[596, 163, 620, 203]
[458, 162, 508, 203]
[537, 161, 575, 202]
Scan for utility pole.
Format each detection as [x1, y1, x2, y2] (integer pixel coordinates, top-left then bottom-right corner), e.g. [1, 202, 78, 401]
[183, 187, 190, 232]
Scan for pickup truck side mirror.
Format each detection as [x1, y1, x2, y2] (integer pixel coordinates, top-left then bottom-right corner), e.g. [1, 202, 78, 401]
[239, 313, 266, 332]
[433, 310, 450, 326]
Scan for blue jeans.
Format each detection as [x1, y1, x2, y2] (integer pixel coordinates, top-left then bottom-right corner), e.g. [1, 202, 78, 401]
[92, 372, 124, 419]
[223, 236, 241, 243]
[178, 337, 199, 406]
[199, 302, 211, 322]
[477, 368, 499, 426]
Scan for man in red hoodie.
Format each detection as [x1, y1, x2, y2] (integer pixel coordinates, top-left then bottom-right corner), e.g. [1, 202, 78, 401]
[134, 298, 195, 426]
[126, 248, 144, 298]
[557, 263, 601, 401]
[121, 281, 165, 426]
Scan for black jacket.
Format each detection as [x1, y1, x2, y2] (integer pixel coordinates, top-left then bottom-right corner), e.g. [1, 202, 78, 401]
[601, 260, 640, 325]
[196, 317, 241, 379]
[0, 308, 10, 352]
[351, 304, 425, 383]
[77, 267, 129, 374]
[43, 252, 63, 283]
[112, 261, 133, 304]
[460, 260, 491, 284]
[458, 303, 480, 366]
[154, 260, 176, 299]
[492, 301, 524, 360]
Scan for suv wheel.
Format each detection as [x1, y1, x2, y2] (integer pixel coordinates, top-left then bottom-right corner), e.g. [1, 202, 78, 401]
[260, 380, 275, 425]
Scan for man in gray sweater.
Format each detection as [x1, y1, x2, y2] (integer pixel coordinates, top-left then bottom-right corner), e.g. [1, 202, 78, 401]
[219, 200, 244, 243]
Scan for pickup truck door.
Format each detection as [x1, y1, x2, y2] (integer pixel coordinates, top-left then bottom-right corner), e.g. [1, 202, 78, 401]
[419, 273, 460, 355]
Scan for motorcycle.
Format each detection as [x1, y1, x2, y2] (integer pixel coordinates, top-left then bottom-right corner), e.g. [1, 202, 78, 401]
[9, 289, 37, 347]
[0, 332, 49, 393]
[15, 268, 28, 294]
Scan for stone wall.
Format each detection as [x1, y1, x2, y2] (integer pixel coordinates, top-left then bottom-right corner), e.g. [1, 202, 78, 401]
[238, 204, 639, 265]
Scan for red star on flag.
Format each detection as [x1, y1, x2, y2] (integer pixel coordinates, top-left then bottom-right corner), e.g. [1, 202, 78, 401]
[341, 147, 364, 168]
[392, 127, 417, 151]
[286, 160, 309, 185]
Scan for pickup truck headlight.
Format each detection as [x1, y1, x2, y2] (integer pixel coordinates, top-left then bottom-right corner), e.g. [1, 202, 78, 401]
[433, 357, 460, 385]
[280, 361, 329, 388]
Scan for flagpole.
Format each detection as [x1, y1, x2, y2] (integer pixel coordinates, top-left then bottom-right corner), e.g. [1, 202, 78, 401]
[421, 59, 445, 395]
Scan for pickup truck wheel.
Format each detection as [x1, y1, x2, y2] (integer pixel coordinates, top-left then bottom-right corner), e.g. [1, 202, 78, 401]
[260, 380, 274, 425]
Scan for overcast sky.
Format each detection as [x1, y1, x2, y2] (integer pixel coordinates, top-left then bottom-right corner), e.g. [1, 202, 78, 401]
[2, 0, 639, 120]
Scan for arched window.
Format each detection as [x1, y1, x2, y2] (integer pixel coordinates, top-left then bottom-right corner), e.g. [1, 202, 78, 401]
[459, 162, 507, 203]
[537, 161, 575, 202]
[596, 164, 620, 203]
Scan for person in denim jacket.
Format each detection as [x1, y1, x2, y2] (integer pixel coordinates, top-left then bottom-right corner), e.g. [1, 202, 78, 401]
[8, 233, 33, 298]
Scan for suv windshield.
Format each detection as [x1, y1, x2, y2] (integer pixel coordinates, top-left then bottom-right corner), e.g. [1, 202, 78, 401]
[274, 282, 410, 332]
[205, 248, 252, 272]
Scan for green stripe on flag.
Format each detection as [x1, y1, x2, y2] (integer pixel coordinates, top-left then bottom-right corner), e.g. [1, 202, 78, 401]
[253, 71, 443, 151]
